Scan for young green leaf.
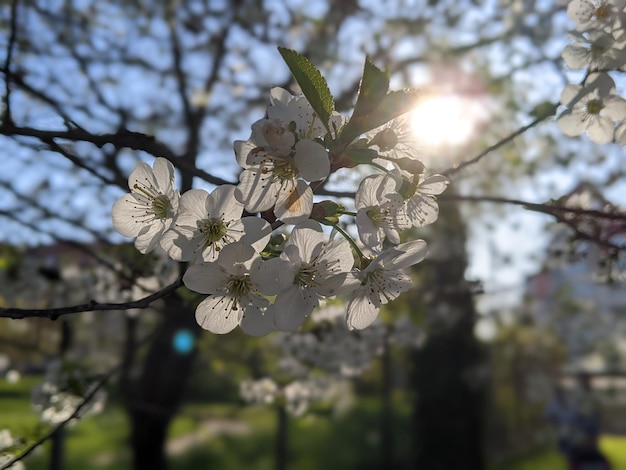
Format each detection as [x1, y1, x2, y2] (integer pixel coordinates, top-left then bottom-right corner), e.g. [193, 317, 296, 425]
[352, 57, 390, 118]
[338, 89, 421, 146]
[278, 47, 335, 131]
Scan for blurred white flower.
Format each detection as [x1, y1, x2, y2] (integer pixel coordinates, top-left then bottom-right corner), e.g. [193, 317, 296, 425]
[567, 0, 626, 31]
[239, 378, 279, 405]
[0, 454, 25, 470]
[557, 80, 626, 143]
[562, 30, 626, 70]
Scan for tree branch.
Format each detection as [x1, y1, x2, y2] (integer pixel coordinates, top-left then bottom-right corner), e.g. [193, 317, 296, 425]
[0, 278, 183, 320]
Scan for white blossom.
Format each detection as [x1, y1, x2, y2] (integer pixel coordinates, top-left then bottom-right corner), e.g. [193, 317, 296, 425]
[183, 243, 275, 336]
[112, 157, 180, 254]
[160, 185, 271, 263]
[355, 173, 410, 249]
[404, 174, 449, 228]
[0, 455, 24, 470]
[258, 220, 353, 331]
[345, 240, 428, 330]
[233, 88, 340, 224]
[368, 116, 424, 176]
[239, 378, 279, 405]
[562, 30, 626, 70]
[567, 0, 626, 31]
[557, 79, 626, 143]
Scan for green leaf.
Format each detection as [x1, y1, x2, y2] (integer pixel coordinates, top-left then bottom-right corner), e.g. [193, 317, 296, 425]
[338, 89, 420, 146]
[352, 57, 390, 118]
[344, 147, 378, 164]
[278, 47, 335, 129]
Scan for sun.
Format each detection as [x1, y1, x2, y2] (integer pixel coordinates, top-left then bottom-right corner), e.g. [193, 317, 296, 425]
[410, 93, 486, 149]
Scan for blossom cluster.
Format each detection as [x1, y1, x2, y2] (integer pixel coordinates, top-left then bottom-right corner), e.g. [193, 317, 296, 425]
[112, 86, 447, 335]
[239, 375, 351, 417]
[30, 360, 107, 426]
[557, 0, 626, 144]
[0, 430, 24, 470]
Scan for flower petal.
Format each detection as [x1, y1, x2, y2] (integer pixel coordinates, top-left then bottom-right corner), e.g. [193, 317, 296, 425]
[195, 295, 241, 334]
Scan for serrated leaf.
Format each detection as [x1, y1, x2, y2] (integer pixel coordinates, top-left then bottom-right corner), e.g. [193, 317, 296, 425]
[338, 89, 421, 146]
[352, 57, 390, 118]
[278, 47, 335, 130]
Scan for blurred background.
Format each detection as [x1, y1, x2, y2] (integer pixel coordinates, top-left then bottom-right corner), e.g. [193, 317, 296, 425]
[1, 0, 626, 469]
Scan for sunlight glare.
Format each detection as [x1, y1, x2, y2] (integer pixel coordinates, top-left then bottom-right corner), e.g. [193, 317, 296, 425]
[411, 94, 482, 149]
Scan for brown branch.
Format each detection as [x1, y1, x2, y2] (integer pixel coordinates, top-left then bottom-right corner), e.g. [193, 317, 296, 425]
[0, 123, 235, 186]
[1, 0, 19, 125]
[0, 278, 183, 320]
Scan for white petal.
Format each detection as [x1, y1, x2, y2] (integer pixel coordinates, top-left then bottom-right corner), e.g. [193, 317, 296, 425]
[234, 140, 256, 168]
[135, 219, 169, 254]
[587, 116, 615, 144]
[178, 189, 209, 220]
[240, 217, 272, 253]
[557, 111, 588, 137]
[206, 185, 243, 221]
[195, 295, 241, 334]
[562, 44, 591, 70]
[240, 306, 276, 337]
[603, 97, 626, 121]
[274, 180, 313, 224]
[272, 287, 316, 331]
[112, 195, 145, 237]
[346, 289, 380, 330]
[183, 263, 226, 295]
[152, 157, 176, 193]
[356, 209, 384, 249]
[256, 257, 296, 295]
[159, 227, 197, 261]
[128, 161, 157, 191]
[287, 220, 325, 262]
[406, 194, 440, 227]
[217, 242, 260, 275]
[382, 239, 428, 270]
[418, 175, 449, 195]
[560, 84, 584, 107]
[294, 139, 329, 181]
[355, 175, 383, 210]
[235, 168, 279, 212]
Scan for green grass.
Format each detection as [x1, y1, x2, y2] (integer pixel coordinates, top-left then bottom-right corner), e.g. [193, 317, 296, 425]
[491, 436, 626, 470]
[3, 377, 626, 470]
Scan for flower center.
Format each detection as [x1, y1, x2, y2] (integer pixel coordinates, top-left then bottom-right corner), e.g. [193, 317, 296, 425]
[226, 275, 253, 307]
[273, 159, 297, 180]
[199, 218, 228, 244]
[295, 263, 318, 287]
[366, 206, 387, 227]
[595, 4, 611, 20]
[151, 195, 171, 219]
[586, 99, 604, 115]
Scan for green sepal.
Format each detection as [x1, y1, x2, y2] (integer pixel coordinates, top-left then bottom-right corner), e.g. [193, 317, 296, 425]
[278, 47, 335, 131]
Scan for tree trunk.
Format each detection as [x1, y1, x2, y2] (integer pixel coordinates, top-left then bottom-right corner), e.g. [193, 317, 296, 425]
[128, 294, 200, 470]
[411, 201, 487, 470]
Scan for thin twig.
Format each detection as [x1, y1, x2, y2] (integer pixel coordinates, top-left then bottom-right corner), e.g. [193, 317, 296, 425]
[442, 104, 558, 178]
